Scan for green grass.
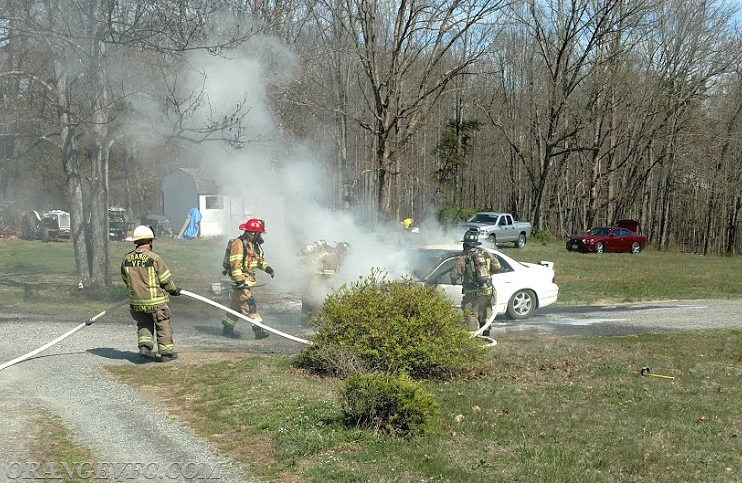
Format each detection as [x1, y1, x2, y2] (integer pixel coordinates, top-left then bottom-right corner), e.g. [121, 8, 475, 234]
[0, 237, 227, 315]
[6, 237, 742, 482]
[107, 330, 742, 483]
[1, 237, 741, 314]
[501, 242, 742, 304]
[26, 410, 111, 482]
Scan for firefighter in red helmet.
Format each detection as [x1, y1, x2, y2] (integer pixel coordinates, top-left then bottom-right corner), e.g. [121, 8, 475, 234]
[222, 218, 275, 339]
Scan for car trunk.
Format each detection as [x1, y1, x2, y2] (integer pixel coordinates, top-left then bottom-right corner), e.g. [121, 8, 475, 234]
[616, 219, 641, 233]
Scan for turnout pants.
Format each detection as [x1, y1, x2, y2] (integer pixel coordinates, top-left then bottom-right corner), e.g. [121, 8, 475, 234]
[461, 293, 497, 332]
[223, 286, 267, 337]
[301, 275, 334, 316]
[132, 306, 174, 356]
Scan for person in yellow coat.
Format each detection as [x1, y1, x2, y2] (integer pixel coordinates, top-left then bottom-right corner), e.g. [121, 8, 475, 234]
[222, 218, 275, 339]
[121, 225, 181, 362]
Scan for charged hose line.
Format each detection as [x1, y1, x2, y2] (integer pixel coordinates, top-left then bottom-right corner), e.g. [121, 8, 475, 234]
[179, 290, 312, 345]
[0, 299, 129, 372]
[471, 301, 498, 348]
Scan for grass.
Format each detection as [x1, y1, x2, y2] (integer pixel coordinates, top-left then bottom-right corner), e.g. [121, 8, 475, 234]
[24, 410, 111, 482]
[106, 330, 742, 483]
[6, 236, 742, 482]
[0, 237, 227, 316]
[1, 237, 741, 314]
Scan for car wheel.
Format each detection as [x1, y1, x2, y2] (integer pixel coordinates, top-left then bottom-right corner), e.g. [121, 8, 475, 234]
[595, 242, 605, 254]
[506, 289, 536, 320]
[631, 242, 641, 254]
[515, 233, 526, 249]
[487, 234, 497, 248]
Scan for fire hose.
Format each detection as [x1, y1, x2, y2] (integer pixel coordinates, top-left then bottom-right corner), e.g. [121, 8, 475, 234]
[471, 309, 497, 348]
[0, 299, 129, 372]
[179, 290, 312, 345]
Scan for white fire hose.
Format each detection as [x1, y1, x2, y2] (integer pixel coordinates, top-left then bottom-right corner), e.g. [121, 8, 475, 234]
[0, 288, 487, 372]
[0, 299, 129, 372]
[470, 299, 498, 348]
[180, 290, 312, 345]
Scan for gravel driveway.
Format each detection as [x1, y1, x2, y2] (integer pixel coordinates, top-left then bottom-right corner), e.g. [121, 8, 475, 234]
[0, 310, 261, 483]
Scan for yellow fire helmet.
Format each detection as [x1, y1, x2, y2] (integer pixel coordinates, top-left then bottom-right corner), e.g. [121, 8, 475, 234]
[401, 218, 414, 229]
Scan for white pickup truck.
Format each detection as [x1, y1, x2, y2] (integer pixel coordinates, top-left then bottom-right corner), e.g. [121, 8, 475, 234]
[459, 212, 532, 248]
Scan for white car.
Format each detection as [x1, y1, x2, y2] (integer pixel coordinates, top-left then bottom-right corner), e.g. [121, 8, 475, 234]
[406, 244, 559, 320]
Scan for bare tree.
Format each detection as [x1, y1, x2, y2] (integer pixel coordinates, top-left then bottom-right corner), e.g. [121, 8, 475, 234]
[339, 0, 511, 221]
[0, 0, 256, 285]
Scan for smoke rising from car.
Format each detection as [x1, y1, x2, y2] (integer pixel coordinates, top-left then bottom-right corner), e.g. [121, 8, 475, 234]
[138, 20, 473, 295]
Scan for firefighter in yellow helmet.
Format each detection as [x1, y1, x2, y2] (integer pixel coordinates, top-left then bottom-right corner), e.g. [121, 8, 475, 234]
[401, 218, 414, 230]
[222, 218, 275, 340]
[121, 225, 181, 362]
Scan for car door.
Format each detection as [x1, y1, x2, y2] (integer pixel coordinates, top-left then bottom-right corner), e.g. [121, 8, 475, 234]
[499, 215, 514, 242]
[488, 254, 517, 315]
[424, 257, 462, 306]
[619, 229, 631, 251]
[605, 228, 621, 252]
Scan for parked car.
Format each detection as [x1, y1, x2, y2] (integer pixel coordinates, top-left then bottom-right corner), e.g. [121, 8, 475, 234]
[566, 220, 646, 254]
[459, 212, 532, 248]
[406, 244, 558, 320]
[140, 213, 173, 238]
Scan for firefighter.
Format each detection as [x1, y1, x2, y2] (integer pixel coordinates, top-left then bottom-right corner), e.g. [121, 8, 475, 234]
[121, 225, 181, 362]
[299, 240, 350, 315]
[222, 218, 275, 339]
[450, 230, 502, 335]
[333, 241, 352, 268]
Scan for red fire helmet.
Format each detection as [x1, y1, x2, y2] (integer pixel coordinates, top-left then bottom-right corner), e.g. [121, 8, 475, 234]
[239, 218, 265, 233]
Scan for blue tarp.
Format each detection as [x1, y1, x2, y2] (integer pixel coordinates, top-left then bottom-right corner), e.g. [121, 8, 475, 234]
[181, 208, 202, 239]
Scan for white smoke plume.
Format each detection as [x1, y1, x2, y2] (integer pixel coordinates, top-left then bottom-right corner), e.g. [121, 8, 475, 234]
[146, 18, 471, 296]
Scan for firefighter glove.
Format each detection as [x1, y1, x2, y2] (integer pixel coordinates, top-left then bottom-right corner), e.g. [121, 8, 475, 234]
[235, 281, 247, 289]
[170, 287, 181, 296]
[265, 266, 275, 278]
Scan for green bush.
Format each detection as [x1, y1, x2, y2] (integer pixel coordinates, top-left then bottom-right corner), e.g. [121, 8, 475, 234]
[340, 372, 440, 436]
[437, 205, 478, 228]
[530, 228, 557, 244]
[293, 270, 489, 380]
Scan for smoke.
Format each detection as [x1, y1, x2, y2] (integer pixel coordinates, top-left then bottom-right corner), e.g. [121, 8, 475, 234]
[126, 15, 470, 295]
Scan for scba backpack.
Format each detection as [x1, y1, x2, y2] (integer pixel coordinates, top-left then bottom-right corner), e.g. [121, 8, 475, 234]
[467, 248, 491, 286]
[221, 238, 247, 275]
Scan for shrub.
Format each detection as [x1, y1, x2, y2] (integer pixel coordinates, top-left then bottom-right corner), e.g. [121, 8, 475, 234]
[530, 228, 556, 244]
[340, 372, 439, 436]
[437, 205, 478, 228]
[293, 270, 489, 380]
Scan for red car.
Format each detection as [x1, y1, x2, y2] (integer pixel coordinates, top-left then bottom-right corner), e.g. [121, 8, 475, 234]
[566, 220, 647, 254]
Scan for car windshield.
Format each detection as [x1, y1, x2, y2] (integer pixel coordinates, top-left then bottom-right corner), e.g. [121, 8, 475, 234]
[586, 227, 610, 236]
[406, 250, 449, 280]
[467, 213, 498, 223]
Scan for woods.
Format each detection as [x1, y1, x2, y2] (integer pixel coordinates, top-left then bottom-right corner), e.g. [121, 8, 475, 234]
[1, 0, 742, 286]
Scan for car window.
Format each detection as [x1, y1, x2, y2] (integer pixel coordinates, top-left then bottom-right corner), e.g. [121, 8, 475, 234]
[427, 258, 457, 285]
[468, 213, 498, 223]
[587, 227, 610, 236]
[407, 251, 446, 280]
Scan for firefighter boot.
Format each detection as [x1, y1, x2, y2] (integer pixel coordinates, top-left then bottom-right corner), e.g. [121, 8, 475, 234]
[253, 327, 270, 340]
[222, 325, 242, 339]
[139, 345, 157, 360]
[159, 352, 179, 363]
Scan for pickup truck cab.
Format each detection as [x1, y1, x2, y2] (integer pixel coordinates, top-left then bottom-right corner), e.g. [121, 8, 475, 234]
[460, 212, 532, 249]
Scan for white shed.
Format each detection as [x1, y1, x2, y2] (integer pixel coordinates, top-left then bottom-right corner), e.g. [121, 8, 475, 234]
[162, 168, 251, 237]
